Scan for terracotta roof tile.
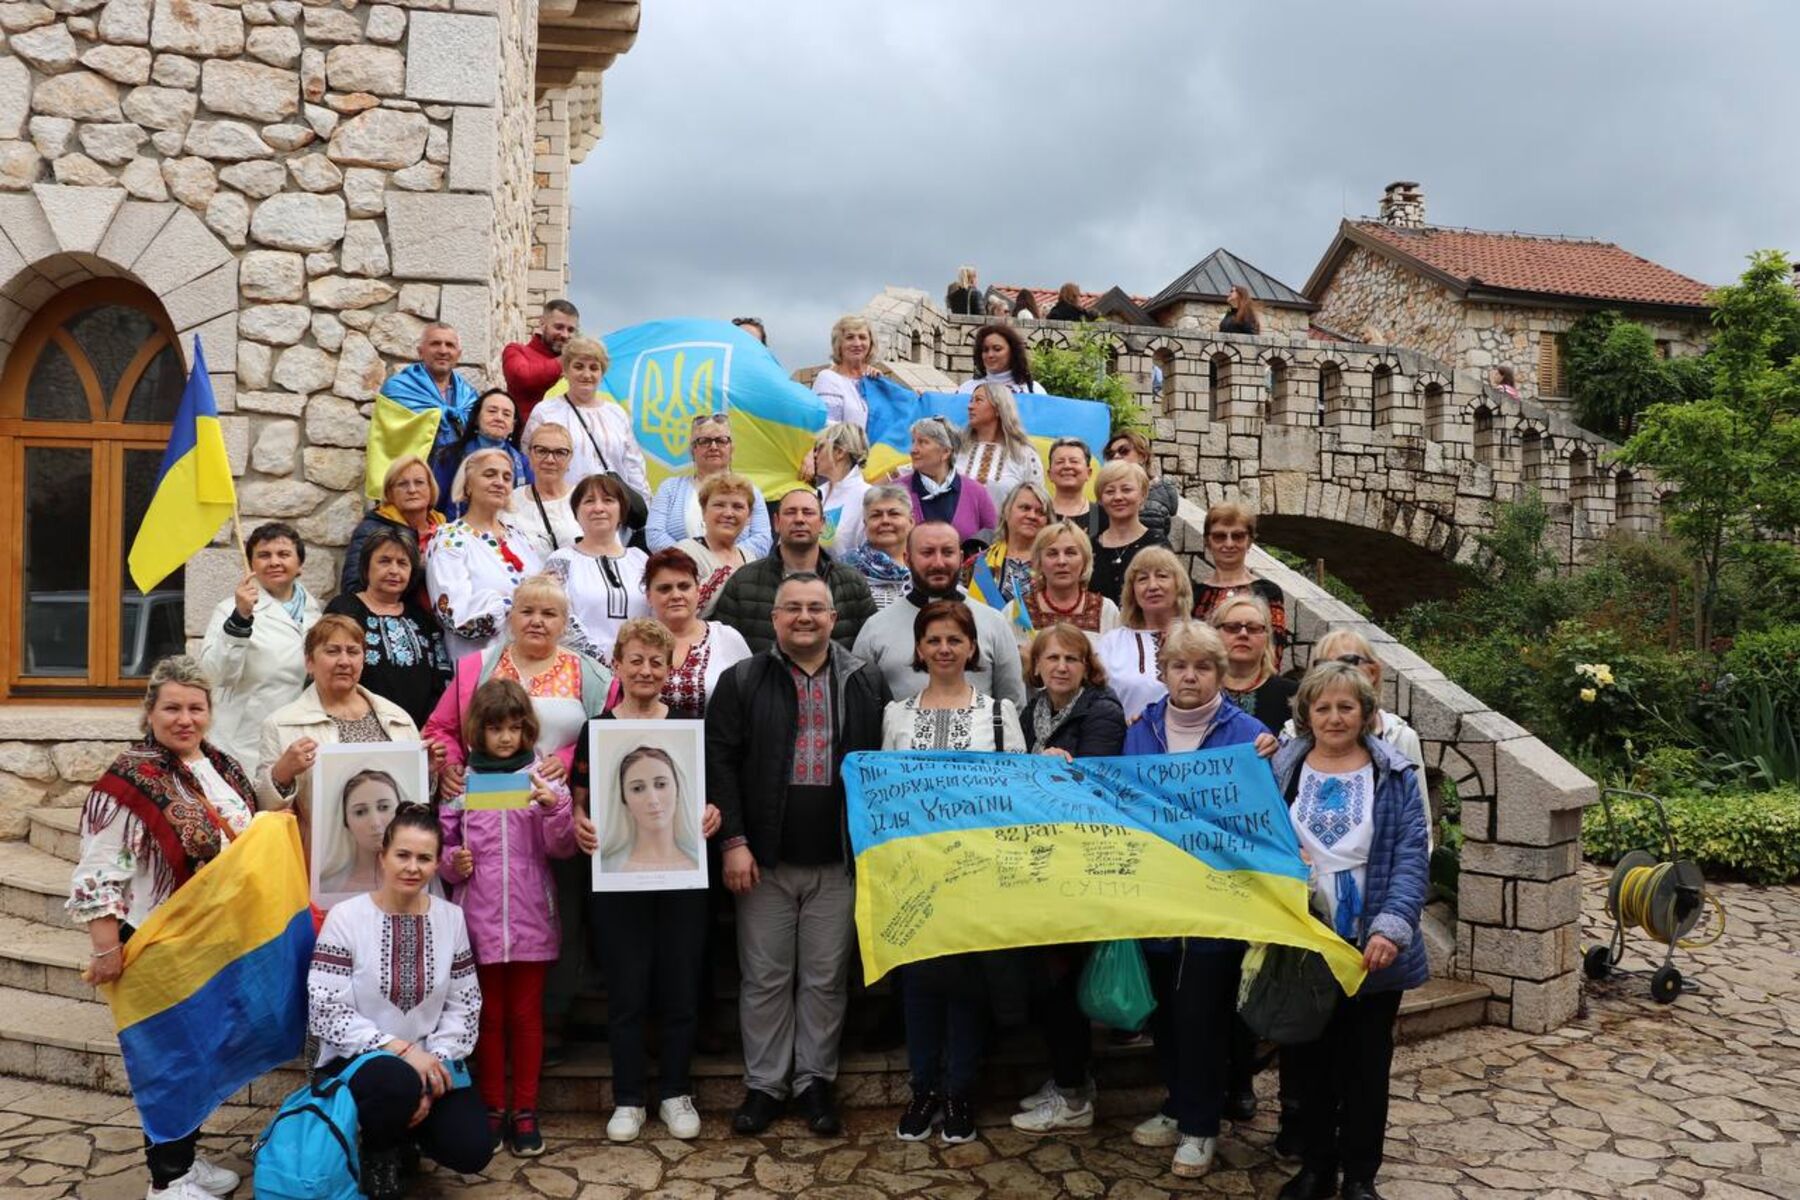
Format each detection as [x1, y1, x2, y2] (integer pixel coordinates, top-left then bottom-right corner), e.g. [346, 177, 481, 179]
[1350, 221, 1713, 308]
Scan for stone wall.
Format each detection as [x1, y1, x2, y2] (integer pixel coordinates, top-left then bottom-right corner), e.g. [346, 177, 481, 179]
[864, 288, 1661, 574]
[1312, 245, 1711, 405]
[527, 88, 571, 308]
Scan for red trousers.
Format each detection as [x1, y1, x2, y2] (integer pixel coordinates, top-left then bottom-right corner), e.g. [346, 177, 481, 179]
[474, 960, 549, 1112]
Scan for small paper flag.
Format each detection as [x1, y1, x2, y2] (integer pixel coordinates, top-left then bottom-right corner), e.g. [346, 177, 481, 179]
[464, 772, 532, 811]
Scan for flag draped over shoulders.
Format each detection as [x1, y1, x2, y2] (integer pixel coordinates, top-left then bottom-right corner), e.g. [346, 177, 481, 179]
[364, 364, 479, 497]
[101, 812, 315, 1144]
[126, 337, 237, 594]
[842, 743, 1368, 993]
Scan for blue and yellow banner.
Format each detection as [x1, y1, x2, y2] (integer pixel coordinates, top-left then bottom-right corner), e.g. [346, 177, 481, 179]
[576, 319, 827, 502]
[843, 744, 1366, 992]
[102, 813, 314, 1144]
[859, 375, 1113, 484]
[126, 337, 237, 594]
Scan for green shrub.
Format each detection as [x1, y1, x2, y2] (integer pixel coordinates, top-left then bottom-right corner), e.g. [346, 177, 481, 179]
[1582, 789, 1800, 884]
[1261, 545, 1373, 617]
[1029, 324, 1146, 435]
[1721, 625, 1800, 704]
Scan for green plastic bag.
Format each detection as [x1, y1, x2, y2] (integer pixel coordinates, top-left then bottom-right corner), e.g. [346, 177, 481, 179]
[1078, 940, 1156, 1031]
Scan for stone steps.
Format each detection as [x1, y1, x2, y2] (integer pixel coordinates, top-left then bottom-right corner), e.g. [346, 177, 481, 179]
[27, 807, 82, 864]
[0, 839, 80, 930]
[0, 914, 93, 1000]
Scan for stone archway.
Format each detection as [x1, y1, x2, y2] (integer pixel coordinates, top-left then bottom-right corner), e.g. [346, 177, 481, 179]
[1255, 513, 1473, 617]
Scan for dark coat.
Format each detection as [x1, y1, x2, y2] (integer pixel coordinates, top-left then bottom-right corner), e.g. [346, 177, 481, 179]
[708, 548, 878, 654]
[1271, 735, 1431, 992]
[705, 644, 891, 868]
[1020, 686, 1127, 757]
[1048, 299, 1089, 323]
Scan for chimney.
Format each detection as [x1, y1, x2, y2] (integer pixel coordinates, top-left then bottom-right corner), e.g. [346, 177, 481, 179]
[1380, 180, 1425, 228]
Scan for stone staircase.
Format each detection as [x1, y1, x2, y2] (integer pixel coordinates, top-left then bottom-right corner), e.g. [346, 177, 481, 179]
[0, 805, 1491, 1111]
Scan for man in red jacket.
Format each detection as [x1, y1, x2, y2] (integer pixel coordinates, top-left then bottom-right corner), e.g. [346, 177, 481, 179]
[501, 298, 580, 427]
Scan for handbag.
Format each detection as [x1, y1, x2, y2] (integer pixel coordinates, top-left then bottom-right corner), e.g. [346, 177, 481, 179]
[1077, 939, 1156, 1031]
[1236, 942, 1341, 1045]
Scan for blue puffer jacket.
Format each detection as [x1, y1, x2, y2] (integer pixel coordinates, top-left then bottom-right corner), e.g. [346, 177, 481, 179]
[1125, 696, 1274, 955]
[1271, 734, 1431, 993]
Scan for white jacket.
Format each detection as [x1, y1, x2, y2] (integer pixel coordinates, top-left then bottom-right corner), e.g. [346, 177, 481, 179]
[197, 588, 322, 775]
[255, 682, 422, 820]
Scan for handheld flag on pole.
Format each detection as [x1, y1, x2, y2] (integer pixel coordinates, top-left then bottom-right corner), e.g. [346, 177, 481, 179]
[126, 337, 237, 594]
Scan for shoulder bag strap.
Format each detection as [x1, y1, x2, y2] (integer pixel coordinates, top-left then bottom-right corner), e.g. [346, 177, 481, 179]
[530, 486, 558, 553]
[992, 699, 1006, 752]
[570, 407, 612, 473]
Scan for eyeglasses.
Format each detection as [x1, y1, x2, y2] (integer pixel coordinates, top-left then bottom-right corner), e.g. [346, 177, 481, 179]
[774, 603, 833, 616]
[1208, 529, 1251, 543]
[1217, 622, 1267, 636]
[1334, 654, 1373, 667]
[530, 446, 572, 460]
[692, 436, 733, 449]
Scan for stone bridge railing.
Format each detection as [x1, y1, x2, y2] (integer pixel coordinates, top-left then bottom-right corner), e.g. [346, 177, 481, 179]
[861, 288, 1666, 571]
[1162, 503, 1596, 1033]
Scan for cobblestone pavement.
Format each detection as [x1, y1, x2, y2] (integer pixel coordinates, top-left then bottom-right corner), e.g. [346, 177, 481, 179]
[0, 869, 1794, 1199]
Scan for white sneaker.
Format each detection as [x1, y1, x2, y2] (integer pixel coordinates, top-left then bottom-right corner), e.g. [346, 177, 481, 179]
[146, 1179, 214, 1200]
[1017, 1075, 1096, 1110]
[1131, 1112, 1181, 1148]
[606, 1105, 647, 1143]
[1010, 1092, 1096, 1133]
[1171, 1134, 1216, 1178]
[660, 1095, 701, 1139]
[187, 1157, 240, 1197]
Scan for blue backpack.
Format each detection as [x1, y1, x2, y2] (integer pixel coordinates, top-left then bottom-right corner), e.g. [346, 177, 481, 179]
[251, 1052, 385, 1200]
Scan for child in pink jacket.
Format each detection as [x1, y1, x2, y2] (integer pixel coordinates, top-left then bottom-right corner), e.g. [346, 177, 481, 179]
[439, 678, 576, 1159]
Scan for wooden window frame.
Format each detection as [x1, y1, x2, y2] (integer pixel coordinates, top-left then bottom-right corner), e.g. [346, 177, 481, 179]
[0, 279, 182, 700]
[1537, 331, 1569, 398]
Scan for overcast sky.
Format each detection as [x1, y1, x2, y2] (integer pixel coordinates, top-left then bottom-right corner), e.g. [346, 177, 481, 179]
[567, 1, 1799, 368]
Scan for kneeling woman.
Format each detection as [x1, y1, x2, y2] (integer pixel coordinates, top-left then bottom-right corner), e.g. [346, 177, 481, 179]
[1271, 662, 1429, 1200]
[1122, 620, 1276, 1180]
[307, 805, 489, 1200]
[881, 600, 1025, 1146]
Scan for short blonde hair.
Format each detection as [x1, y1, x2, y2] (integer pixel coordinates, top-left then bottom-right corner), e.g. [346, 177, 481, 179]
[382, 453, 439, 509]
[525, 421, 572, 450]
[561, 335, 609, 373]
[613, 617, 674, 664]
[1292, 660, 1381, 738]
[698, 470, 756, 509]
[510, 573, 569, 617]
[1119, 546, 1194, 628]
[999, 480, 1050, 542]
[1315, 628, 1383, 687]
[1094, 459, 1149, 498]
[141, 655, 213, 733]
[1157, 618, 1228, 680]
[815, 421, 869, 467]
[1028, 622, 1108, 689]
[1204, 500, 1259, 540]
[829, 315, 877, 367]
[449, 446, 517, 505]
[1029, 519, 1093, 585]
[1210, 591, 1277, 678]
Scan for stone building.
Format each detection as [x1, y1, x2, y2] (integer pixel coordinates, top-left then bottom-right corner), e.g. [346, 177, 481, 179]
[0, 0, 639, 826]
[1143, 246, 1315, 335]
[1304, 181, 1713, 415]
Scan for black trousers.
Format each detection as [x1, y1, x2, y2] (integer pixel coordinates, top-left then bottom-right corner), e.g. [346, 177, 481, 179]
[1147, 942, 1242, 1137]
[590, 889, 709, 1105]
[323, 1054, 492, 1176]
[144, 1132, 197, 1188]
[1286, 987, 1404, 1183]
[1038, 944, 1093, 1090]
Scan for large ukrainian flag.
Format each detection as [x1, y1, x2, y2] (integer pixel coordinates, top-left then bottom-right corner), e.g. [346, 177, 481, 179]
[101, 812, 314, 1144]
[860, 374, 1112, 483]
[126, 337, 237, 594]
[843, 744, 1367, 993]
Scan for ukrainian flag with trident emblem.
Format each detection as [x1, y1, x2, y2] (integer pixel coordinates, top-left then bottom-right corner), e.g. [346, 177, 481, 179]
[585, 319, 827, 501]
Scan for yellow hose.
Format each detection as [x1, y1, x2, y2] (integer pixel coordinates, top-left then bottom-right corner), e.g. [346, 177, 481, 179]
[1613, 862, 1726, 949]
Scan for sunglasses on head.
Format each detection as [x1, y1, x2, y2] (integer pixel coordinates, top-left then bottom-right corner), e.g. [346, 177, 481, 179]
[731, 317, 763, 328]
[1334, 654, 1372, 667]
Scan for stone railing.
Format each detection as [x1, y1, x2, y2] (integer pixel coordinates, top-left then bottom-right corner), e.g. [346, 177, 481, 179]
[1162, 502, 1595, 1033]
[860, 288, 1665, 570]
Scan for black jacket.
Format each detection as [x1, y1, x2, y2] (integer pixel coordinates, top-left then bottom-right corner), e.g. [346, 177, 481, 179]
[709, 548, 878, 655]
[1218, 312, 1260, 335]
[705, 644, 891, 868]
[1048, 299, 1089, 323]
[1020, 686, 1127, 757]
[945, 284, 985, 316]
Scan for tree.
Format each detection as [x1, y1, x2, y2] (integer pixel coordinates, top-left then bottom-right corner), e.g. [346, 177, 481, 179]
[1622, 250, 1800, 650]
[1566, 312, 1676, 437]
[1029, 324, 1145, 434]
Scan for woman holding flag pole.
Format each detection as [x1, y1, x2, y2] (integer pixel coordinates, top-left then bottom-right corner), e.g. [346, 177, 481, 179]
[1001, 521, 1121, 649]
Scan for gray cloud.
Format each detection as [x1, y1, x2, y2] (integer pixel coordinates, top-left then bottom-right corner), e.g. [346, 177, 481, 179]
[567, 1, 1800, 368]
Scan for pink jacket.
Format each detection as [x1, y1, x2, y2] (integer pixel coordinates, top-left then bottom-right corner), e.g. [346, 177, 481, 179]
[439, 767, 577, 964]
[423, 645, 612, 774]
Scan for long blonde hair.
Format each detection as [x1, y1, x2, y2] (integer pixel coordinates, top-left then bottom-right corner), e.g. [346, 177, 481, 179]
[968, 382, 1035, 467]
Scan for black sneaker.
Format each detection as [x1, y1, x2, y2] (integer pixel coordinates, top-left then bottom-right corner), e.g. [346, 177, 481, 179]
[797, 1080, 842, 1136]
[1226, 1088, 1258, 1122]
[940, 1094, 977, 1145]
[510, 1109, 545, 1157]
[896, 1091, 941, 1141]
[732, 1088, 784, 1136]
[486, 1109, 507, 1154]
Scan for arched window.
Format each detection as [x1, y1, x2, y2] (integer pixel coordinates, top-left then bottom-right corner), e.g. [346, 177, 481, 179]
[1472, 404, 1499, 467]
[0, 280, 188, 696]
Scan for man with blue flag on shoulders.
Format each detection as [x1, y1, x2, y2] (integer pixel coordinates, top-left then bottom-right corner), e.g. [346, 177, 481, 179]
[379, 322, 478, 453]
